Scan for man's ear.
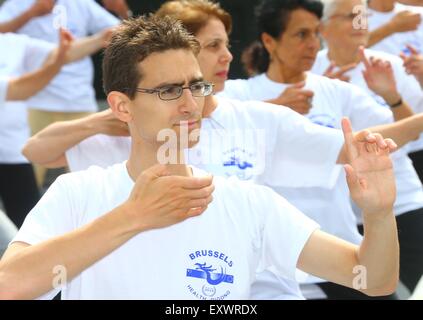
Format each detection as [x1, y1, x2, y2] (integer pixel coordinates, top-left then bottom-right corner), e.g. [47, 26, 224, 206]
[107, 91, 133, 123]
[261, 32, 277, 56]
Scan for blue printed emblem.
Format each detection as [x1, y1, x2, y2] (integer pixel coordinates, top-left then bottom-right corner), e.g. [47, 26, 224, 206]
[186, 250, 234, 300]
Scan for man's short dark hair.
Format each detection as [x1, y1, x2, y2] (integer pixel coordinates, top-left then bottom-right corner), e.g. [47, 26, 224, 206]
[103, 14, 201, 99]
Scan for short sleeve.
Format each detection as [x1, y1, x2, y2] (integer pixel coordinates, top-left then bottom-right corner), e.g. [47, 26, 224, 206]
[267, 107, 344, 188]
[12, 175, 77, 247]
[11, 174, 79, 300]
[85, 0, 120, 34]
[253, 186, 320, 281]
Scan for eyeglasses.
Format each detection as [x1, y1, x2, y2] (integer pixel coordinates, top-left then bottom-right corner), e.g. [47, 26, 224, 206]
[134, 81, 214, 101]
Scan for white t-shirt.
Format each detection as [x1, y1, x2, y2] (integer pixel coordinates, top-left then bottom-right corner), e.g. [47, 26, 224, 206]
[0, 33, 54, 163]
[312, 49, 423, 217]
[0, 77, 7, 108]
[0, 0, 120, 112]
[13, 162, 319, 300]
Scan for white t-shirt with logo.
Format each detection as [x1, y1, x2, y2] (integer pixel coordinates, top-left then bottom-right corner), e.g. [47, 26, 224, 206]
[65, 98, 345, 299]
[0, 0, 120, 112]
[0, 33, 54, 163]
[13, 162, 319, 300]
[312, 49, 423, 217]
[0, 77, 7, 108]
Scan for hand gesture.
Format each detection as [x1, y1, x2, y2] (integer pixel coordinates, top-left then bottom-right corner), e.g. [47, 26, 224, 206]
[323, 61, 357, 82]
[124, 165, 215, 232]
[342, 118, 397, 216]
[272, 81, 314, 114]
[98, 27, 115, 48]
[95, 109, 130, 137]
[53, 28, 73, 66]
[400, 45, 423, 87]
[360, 47, 399, 104]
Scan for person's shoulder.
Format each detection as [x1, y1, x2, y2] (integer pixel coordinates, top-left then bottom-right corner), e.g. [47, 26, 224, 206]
[225, 74, 266, 90]
[218, 95, 274, 112]
[306, 72, 340, 88]
[55, 162, 127, 188]
[218, 96, 296, 126]
[308, 71, 356, 91]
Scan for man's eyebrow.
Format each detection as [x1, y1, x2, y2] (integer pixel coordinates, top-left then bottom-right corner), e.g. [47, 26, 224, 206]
[153, 76, 204, 88]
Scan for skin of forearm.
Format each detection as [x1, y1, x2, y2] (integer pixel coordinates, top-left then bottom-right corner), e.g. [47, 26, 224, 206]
[369, 113, 423, 148]
[7, 62, 62, 101]
[22, 114, 103, 165]
[0, 205, 140, 300]
[0, 9, 35, 33]
[389, 101, 415, 121]
[367, 23, 395, 48]
[45, 33, 104, 66]
[357, 211, 399, 295]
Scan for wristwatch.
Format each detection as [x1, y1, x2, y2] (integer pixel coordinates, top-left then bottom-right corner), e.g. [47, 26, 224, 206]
[389, 97, 402, 108]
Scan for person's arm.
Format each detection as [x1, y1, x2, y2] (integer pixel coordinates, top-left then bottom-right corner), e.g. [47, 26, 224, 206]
[6, 28, 72, 101]
[367, 11, 422, 48]
[43, 27, 114, 66]
[299, 118, 399, 296]
[0, 0, 55, 33]
[0, 165, 214, 300]
[368, 113, 423, 148]
[22, 109, 129, 168]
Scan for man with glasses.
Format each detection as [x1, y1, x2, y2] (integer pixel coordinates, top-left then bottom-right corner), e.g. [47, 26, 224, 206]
[0, 15, 400, 299]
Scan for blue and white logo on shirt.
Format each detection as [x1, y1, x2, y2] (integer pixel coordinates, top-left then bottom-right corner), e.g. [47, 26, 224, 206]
[221, 147, 257, 180]
[308, 114, 336, 128]
[186, 249, 234, 300]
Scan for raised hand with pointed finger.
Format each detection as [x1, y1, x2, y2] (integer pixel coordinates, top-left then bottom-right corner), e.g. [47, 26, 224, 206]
[342, 117, 397, 216]
[359, 46, 401, 106]
[54, 28, 74, 66]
